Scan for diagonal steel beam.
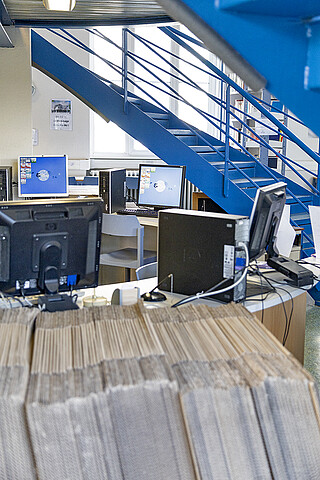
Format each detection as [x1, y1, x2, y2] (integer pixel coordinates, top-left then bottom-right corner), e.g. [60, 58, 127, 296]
[0, 22, 13, 47]
[0, 0, 12, 25]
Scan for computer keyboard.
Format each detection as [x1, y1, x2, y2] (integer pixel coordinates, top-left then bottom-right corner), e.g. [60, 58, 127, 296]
[117, 208, 159, 218]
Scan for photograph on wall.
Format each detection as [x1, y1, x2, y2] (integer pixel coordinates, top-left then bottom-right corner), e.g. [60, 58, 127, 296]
[50, 99, 73, 130]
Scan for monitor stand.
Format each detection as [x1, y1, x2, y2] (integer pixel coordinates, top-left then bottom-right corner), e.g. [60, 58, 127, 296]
[37, 241, 79, 311]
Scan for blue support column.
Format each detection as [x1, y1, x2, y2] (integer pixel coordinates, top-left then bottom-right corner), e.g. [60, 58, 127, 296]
[122, 28, 128, 114]
[260, 89, 271, 167]
[223, 85, 230, 197]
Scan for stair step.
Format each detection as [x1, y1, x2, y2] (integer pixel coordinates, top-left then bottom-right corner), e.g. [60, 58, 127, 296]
[144, 112, 170, 127]
[211, 161, 255, 169]
[286, 194, 313, 204]
[291, 213, 310, 222]
[145, 112, 169, 119]
[190, 145, 215, 153]
[233, 177, 274, 186]
[127, 96, 141, 104]
[167, 129, 193, 135]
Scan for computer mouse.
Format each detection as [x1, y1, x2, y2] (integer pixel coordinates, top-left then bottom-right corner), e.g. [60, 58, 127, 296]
[141, 291, 167, 302]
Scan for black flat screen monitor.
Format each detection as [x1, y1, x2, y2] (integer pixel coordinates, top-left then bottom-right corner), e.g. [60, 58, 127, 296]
[18, 155, 68, 197]
[0, 198, 103, 309]
[137, 164, 186, 209]
[249, 182, 287, 261]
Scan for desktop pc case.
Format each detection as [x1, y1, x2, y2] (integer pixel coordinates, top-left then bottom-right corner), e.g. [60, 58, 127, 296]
[0, 167, 12, 201]
[99, 169, 126, 213]
[158, 209, 250, 303]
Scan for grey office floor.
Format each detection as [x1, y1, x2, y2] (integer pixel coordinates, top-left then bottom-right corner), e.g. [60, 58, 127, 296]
[304, 295, 320, 387]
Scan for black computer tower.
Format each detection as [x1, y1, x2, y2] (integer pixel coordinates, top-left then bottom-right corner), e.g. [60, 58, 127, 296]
[99, 169, 126, 213]
[158, 209, 249, 303]
[0, 167, 12, 201]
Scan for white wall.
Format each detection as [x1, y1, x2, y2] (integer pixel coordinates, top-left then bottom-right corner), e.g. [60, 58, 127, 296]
[0, 27, 32, 180]
[32, 29, 90, 164]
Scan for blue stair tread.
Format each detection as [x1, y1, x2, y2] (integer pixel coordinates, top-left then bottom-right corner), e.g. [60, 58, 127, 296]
[190, 145, 215, 152]
[167, 129, 195, 135]
[212, 161, 255, 168]
[291, 213, 310, 222]
[145, 112, 169, 118]
[233, 177, 273, 184]
[286, 194, 312, 203]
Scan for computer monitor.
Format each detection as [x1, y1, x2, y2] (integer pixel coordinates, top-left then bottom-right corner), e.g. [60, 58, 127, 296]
[249, 182, 313, 286]
[0, 198, 103, 311]
[18, 155, 68, 197]
[249, 182, 287, 261]
[137, 164, 186, 209]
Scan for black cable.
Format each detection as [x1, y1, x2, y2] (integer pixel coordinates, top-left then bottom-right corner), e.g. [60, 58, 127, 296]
[246, 263, 277, 324]
[245, 265, 295, 345]
[274, 285, 294, 345]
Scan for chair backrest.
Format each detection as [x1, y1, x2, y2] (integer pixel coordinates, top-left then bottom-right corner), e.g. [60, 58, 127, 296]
[136, 262, 158, 280]
[102, 213, 143, 236]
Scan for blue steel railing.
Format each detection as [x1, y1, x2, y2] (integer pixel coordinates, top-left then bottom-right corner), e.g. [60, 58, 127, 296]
[45, 27, 319, 249]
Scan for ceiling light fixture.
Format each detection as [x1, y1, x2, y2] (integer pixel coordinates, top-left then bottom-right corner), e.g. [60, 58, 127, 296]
[43, 0, 76, 11]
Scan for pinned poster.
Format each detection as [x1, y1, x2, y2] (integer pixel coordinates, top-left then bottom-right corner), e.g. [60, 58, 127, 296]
[50, 99, 72, 130]
[274, 205, 296, 257]
[309, 206, 320, 258]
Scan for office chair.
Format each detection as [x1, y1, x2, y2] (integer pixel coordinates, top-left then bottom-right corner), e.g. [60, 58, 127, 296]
[100, 214, 157, 281]
[135, 262, 157, 280]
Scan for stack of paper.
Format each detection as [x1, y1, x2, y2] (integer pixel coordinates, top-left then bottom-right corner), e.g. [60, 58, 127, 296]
[0, 308, 37, 479]
[26, 304, 195, 480]
[0, 301, 318, 479]
[146, 302, 320, 479]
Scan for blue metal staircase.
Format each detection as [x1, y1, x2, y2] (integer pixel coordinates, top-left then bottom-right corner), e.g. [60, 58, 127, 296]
[31, 28, 320, 256]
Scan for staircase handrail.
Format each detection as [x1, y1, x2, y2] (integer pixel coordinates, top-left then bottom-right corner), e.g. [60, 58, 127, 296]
[123, 28, 320, 201]
[160, 26, 320, 167]
[50, 27, 320, 203]
[161, 26, 309, 129]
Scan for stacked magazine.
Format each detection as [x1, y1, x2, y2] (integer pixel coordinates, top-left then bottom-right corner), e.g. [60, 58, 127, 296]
[0, 302, 319, 479]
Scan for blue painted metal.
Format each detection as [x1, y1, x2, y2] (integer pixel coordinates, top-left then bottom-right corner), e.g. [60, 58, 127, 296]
[161, 25, 320, 167]
[157, 0, 320, 139]
[32, 27, 320, 255]
[308, 282, 320, 306]
[224, 84, 230, 197]
[31, 30, 253, 214]
[217, 0, 320, 18]
[122, 28, 128, 114]
[306, 21, 320, 91]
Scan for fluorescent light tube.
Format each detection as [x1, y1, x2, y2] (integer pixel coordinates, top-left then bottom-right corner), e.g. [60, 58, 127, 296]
[43, 0, 76, 11]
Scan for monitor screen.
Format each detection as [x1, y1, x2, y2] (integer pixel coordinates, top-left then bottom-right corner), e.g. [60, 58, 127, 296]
[18, 155, 68, 197]
[249, 182, 287, 261]
[137, 164, 186, 209]
[0, 198, 103, 301]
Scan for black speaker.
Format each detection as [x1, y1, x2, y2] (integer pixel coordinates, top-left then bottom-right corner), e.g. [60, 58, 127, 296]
[158, 209, 249, 303]
[99, 169, 126, 213]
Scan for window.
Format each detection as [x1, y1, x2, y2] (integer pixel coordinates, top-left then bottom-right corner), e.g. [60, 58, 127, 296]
[90, 24, 221, 160]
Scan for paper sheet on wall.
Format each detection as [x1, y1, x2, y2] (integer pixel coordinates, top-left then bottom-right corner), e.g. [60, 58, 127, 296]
[309, 206, 320, 259]
[274, 205, 296, 257]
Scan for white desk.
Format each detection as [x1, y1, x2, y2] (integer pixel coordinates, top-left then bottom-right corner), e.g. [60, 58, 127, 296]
[82, 274, 307, 363]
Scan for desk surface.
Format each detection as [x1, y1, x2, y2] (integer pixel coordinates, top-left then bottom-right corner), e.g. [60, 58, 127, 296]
[84, 273, 307, 362]
[84, 273, 306, 314]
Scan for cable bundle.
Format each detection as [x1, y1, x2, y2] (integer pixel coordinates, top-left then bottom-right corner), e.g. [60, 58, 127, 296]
[26, 303, 195, 480]
[0, 308, 37, 479]
[146, 302, 320, 479]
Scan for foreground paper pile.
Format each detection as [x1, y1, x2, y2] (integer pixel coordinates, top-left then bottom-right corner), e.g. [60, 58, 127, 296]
[0, 302, 319, 479]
